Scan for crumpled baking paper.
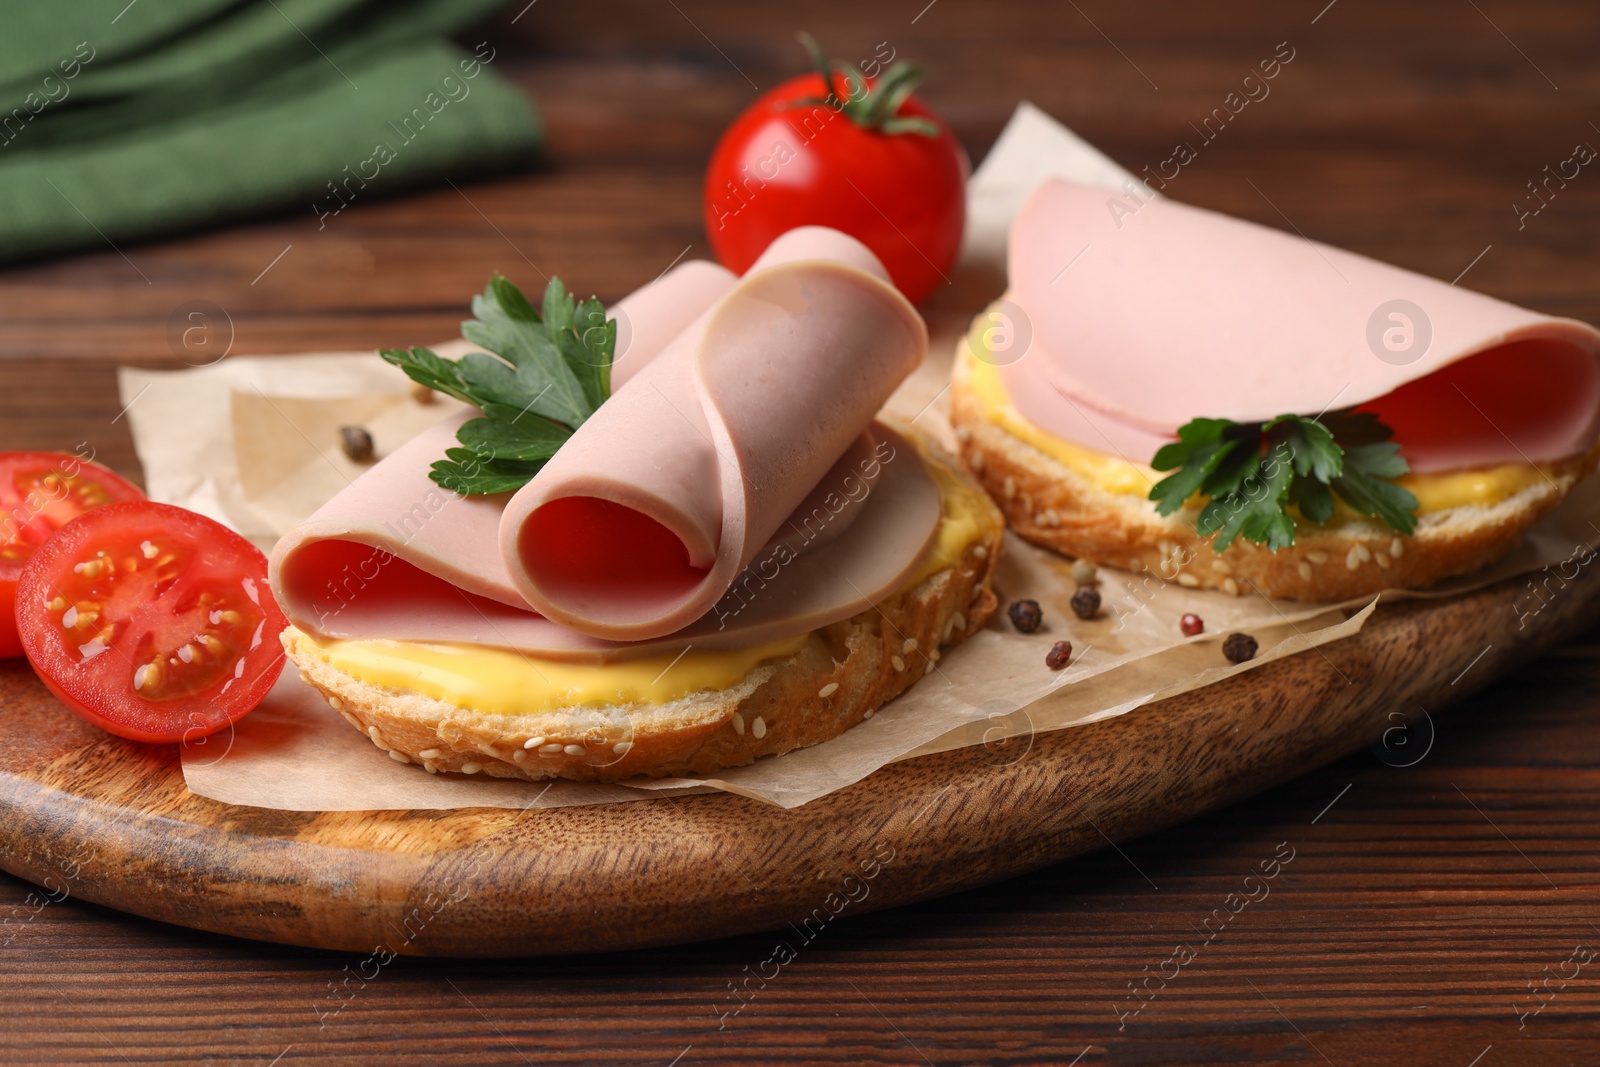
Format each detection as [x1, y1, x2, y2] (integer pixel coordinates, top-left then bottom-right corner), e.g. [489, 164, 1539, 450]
[118, 103, 1597, 809]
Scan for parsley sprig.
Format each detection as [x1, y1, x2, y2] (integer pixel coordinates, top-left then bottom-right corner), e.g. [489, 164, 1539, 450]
[380, 274, 615, 495]
[1148, 410, 1419, 552]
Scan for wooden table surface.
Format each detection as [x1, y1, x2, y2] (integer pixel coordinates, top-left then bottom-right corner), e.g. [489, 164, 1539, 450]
[2, 0, 1599, 1062]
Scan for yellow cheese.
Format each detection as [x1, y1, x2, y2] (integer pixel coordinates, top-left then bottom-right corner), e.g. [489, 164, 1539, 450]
[302, 633, 807, 716]
[959, 335, 1548, 514]
[303, 451, 990, 714]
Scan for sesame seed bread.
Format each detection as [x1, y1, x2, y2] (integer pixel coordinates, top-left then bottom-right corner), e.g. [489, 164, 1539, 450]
[949, 346, 1596, 601]
[280, 452, 1005, 783]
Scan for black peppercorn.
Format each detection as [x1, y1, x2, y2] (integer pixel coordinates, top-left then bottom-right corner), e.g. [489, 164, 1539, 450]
[340, 425, 375, 462]
[1222, 632, 1258, 663]
[1045, 641, 1073, 670]
[1070, 586, 1101, 620]
[1007, 599, 1043, 633]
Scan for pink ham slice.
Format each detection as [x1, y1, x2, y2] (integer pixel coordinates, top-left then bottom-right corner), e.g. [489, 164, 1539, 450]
[1000, 179, 1600, 473]
[269, 229, 942, 659]
[503, 227, 929, 640]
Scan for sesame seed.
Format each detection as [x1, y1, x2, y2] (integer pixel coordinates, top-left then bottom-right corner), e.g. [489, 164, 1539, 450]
[478, 743, 500, 757]
[512, 750, 527, 763]
[539, 743, 563, 755]
[818, 682, 840, 698]
[1345, 546, 1362, 570]
[752, 717, 767, 739]
[863, 708, 875, 719]
[953, 612, 966, 632]
[925, 661, 935, 675]
[973, 545, 988, 560]
[1019, 494, 1033, 516]
[902, 638, 918, 653]
[563, 744, 586, 756]
[960, 569, 975, 578]
[1390, 537, 1404, 558]
[1354, 543, 1372, 563]
[339, 711, 361, 729]
[327, 696, 343, 711]
[732, 712, 746, 735]
[417, 748, 442, 760]
[1307, 550, 1329, 565]
[423, 762, 438, 774]
[891, 655, 906, 672]
[930, 648, 941, 661]
[1375, 552, 1390, 569]
[1002, 477, 1016, 500]
[1211, 559, 1232, 575]
[1298, 561, 1313, 580]
[970, 452, 985, 472]
[461, 762, 482, 775]
[969, 587, 984, 604]
[954, 425, 971, 442]
[523, 736, 545, 750]
[388, 750, 410, 764]
[1222, 578, 1240, 596]
[1177, 573, 1199, 588]
[367, 726, 384, 746]
[613, 741, 633, 755]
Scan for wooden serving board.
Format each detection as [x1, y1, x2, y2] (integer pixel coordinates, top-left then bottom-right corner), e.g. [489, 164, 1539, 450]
[0, 569, 1594, 958]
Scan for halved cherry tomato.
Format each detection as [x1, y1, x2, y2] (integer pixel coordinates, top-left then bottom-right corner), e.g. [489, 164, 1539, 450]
[15, 501, 285, 742]
[0, 451, 144, 658]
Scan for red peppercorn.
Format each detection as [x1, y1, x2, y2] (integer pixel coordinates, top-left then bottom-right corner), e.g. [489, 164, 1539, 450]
[1180, 613, 1204, 637]
[1046, 641, 1073, 670]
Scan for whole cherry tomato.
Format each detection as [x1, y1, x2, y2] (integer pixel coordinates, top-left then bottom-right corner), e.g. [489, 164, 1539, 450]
[703, 36, 968, 304]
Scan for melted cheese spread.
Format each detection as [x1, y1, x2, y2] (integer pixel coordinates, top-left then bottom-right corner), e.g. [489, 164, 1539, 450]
[959, 332, 1548, 514]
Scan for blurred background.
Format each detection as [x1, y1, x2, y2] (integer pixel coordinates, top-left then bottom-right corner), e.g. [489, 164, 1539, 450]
[3, 0, 1596, 474]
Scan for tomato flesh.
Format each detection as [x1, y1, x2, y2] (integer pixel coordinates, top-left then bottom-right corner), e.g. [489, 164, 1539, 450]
[0, 452, 144, 658]
[15, 501, 285, 742]
[703, 72, 968, 305]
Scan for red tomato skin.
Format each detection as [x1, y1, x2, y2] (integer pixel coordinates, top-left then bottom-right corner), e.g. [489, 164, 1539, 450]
[15, 501, 285, 743]
[0, 452, 144, 659]
[703, 72, 968, 304]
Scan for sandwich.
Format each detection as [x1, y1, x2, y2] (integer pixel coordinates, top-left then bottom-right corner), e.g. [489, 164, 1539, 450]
[951, 179, 1600, 600]
[269, 228, 1003, 782]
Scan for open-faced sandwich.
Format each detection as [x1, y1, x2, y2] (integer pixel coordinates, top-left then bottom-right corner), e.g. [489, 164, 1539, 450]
[269, 228, 1003, 782]
[952, 179, 1600, 599]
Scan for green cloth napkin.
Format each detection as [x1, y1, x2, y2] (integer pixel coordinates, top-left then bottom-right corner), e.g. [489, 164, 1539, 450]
[0, 0, 541, 264]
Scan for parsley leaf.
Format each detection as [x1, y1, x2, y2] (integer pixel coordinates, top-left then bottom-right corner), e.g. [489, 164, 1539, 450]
[1149, 409, 1419, 552]
[380, 274, 615, 496]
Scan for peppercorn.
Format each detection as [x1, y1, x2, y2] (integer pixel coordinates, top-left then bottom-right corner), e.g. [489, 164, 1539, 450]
[1045, 640, 1073, 670]
[1070, 585, 1101, 620]
[1222, 632, 1259, 663]
[339, 426, 374, 462]
[1007, 599, 1043, 633]
[1180, 613, 1204, 637]
[1069, 558, 1098, 584]
[409, 380, 437, 405]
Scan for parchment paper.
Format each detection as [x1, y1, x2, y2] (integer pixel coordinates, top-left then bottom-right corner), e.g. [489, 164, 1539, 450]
[118, 103, 1599, 810]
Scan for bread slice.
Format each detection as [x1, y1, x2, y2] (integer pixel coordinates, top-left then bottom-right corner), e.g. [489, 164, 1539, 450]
[281, 449, 1005, 782]
[949, 343, 1595, 601]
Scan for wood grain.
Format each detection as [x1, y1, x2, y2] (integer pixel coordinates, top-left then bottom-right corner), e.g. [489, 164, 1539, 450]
[0, 0, 1597, 1061]
[0, 560, 1594, 965]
